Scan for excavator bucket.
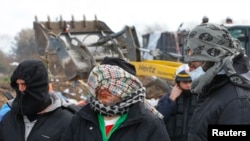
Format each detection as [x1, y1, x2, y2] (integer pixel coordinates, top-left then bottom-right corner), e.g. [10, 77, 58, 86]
[33, 15, 141, 80]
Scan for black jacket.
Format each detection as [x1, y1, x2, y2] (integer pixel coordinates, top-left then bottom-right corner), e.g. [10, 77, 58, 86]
[0, 60, 78, 141]
[0, 105, 75, 141]
[61, 102, 171, 141]
[188, 75, 250, 141]
[188, 55, 250, 141]
[157, 91, 197, 141]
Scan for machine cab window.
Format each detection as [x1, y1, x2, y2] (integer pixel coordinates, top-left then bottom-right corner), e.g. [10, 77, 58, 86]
[228, 28, 246, 47]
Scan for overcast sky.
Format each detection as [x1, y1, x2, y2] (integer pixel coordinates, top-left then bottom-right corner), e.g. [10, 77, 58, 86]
[1, 0, 250, 53]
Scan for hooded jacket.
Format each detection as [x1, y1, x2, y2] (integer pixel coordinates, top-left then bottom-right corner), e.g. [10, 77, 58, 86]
[0, 60, 78, 141]
[0, 92, 77, 141]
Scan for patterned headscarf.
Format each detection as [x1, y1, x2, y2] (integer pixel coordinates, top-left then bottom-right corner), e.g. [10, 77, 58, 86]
[185, 23, 244, 62]
[87, 64, 163, 118]
[185, 23, 247, 94]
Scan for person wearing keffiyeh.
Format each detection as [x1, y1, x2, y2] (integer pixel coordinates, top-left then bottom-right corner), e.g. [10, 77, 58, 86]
[60, 57, 170, 141]
[184, 23, 250, 141]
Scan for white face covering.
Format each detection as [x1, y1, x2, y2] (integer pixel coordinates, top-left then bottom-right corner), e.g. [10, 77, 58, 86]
[189, 66, 205, 81]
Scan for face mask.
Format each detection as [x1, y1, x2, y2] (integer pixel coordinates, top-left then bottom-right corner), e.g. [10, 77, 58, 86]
[189, 66, 205, 81]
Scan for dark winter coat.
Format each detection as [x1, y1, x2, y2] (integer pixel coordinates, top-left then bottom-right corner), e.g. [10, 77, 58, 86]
[60, 102, 171, 141]
[188, 75, 250, 141]
[0, 106, 74, 141]
[0, 92, 78, 141]
[188, 55, 250, 141]
[0, 60, 78, 141]
[157, 91, 197, 141]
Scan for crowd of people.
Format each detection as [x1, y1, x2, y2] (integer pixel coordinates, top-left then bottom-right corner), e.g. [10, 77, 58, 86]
[0, 21, 250, 141]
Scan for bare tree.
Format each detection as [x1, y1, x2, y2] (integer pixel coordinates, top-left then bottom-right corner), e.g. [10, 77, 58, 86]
[12, 28, 40, 61]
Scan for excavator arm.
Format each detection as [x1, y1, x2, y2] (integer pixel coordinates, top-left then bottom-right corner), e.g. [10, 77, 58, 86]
[33, 15, 182, 82]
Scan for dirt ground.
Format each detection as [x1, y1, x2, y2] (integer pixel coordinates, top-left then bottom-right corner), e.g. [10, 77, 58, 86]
[0, 84, 14, 107]
[0, 76, 170, 107]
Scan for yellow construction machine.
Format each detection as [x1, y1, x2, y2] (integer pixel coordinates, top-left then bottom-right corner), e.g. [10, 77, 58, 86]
[33, 15, 183, 96]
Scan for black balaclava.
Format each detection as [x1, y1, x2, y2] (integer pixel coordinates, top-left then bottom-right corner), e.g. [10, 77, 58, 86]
[10, 60, 51, 117]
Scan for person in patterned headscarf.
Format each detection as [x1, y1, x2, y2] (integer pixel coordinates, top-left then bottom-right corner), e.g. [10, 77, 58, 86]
[61, 57, 170, 141]
[184, 23, 250, 141]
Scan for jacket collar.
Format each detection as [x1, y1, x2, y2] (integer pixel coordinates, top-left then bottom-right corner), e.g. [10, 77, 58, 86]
[78, 102, 147, 126]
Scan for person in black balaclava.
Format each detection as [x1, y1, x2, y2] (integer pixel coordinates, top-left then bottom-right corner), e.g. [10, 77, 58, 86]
[10, 60, 52, 118]
[156, 64, 197, 141]
[0, 60, 78, 141]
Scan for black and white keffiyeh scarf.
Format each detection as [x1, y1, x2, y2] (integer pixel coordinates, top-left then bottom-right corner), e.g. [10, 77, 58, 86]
[89, 87, 145, 116]
[87, 64, 163, 118]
